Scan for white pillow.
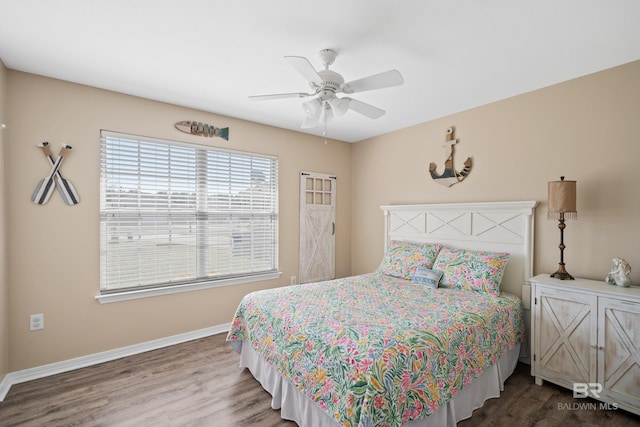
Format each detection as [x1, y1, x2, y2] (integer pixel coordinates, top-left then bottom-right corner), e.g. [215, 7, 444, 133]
[411, 266, 444, 288]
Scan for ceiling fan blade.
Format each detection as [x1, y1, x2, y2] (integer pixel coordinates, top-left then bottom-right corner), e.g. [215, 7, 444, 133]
[249, 92, 314, 101]
[285, 56, 323, 87]
[340, 69, 404, 94]
[346, 98, 385, 119]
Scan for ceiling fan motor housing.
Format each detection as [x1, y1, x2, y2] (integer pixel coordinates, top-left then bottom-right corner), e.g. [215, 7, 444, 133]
[315, 70, 344, 100]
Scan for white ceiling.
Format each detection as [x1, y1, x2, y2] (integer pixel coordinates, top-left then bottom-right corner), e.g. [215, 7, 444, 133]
[1, 1, 639, 143]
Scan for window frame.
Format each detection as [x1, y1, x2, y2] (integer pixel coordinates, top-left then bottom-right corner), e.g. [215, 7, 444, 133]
[97, 131, 280, 304]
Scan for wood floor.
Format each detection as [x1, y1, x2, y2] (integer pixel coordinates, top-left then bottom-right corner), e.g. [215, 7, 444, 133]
[0, 333, 637, 427]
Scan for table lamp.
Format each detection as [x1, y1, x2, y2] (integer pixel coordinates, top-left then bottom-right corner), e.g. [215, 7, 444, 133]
[548, 176, 577, 280]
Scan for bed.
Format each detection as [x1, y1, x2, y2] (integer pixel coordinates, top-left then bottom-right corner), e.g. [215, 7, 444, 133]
[227, 201, 537, 426]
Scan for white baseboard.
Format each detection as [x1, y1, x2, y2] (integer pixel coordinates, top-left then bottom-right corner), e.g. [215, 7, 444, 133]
[0, 323, 231, 402]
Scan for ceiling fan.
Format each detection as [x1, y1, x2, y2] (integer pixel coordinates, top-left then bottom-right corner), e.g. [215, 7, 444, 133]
[249, 49, 404, 129]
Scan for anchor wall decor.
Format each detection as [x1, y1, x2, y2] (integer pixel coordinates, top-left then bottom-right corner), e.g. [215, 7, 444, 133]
[428, 127, 472, 187]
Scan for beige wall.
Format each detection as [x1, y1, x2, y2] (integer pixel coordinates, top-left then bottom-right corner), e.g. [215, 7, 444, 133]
[352, 61, 640, 289]
[4, 60, 640, 373]
[0, 60, 8, 379]
[5, 71, 352, 371]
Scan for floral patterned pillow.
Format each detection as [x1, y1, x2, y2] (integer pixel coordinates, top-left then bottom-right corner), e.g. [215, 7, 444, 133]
[378, 240, 442, 280]
[432, 247, 510, 295]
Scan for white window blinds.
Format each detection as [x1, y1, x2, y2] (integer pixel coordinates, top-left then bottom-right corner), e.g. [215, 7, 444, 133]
[100, 131, 278, 294]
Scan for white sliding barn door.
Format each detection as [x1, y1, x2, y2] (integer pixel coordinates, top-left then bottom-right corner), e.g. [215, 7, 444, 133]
[299, 172, 336, 284]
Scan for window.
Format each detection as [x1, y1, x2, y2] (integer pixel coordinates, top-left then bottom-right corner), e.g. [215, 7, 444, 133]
[99, 131, 279, 300]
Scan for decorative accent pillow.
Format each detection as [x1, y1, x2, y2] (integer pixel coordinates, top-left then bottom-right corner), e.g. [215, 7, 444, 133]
[411, 266, 444, 288]
[378, 240, 442, 280]
[432, 247, 510, 295]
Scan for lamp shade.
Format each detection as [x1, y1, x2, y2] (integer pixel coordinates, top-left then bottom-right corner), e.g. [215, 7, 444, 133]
[548, 177, 577, 220]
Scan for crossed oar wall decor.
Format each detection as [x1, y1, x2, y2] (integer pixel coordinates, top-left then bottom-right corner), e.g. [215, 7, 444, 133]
[32, 142, 80, 205]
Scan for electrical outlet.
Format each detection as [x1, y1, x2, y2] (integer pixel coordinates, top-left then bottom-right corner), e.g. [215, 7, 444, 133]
[30, 313, 44, 331]
[290, 276, 297, 285]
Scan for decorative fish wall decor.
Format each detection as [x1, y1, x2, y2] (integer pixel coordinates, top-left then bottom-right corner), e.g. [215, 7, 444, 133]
[428, 127, 472, 187]
[175, 120, 229, 140]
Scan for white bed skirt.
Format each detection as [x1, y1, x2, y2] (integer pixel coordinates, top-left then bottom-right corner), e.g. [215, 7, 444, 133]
[229, 340, 521, 427]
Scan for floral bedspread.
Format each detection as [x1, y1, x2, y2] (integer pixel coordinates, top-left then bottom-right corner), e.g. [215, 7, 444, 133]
[226, 272, 525, 427]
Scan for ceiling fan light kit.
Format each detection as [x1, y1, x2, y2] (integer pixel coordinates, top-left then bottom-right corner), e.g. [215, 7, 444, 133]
[329, 97, 350, 117]
[302, 98, 322, 117]
[250, 49, 404, 130]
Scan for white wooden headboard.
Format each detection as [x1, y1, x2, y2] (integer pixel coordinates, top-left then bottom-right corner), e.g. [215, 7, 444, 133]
[381, 201, 537, 303]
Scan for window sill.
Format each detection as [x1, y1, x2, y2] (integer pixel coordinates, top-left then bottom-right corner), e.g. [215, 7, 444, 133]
[95, 271, 282, 304]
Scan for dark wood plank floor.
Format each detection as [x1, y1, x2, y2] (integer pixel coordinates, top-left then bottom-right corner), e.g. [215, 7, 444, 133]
[0, 333, 637, 426]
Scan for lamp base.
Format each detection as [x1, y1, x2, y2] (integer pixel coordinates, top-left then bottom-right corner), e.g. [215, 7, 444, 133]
[551, 263, 574, 280]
